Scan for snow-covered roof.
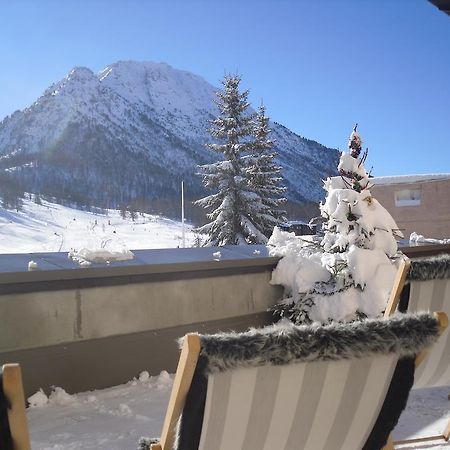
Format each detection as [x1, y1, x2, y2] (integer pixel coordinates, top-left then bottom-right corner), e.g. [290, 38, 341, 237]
[282, 220, 309, 226]
[370, 174, 450, 186]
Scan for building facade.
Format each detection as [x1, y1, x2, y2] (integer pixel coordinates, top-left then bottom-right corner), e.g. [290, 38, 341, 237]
[370, 175, 450, 240]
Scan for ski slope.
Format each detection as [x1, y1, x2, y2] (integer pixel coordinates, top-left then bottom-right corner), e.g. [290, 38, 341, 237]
[0, 197, 196, 254]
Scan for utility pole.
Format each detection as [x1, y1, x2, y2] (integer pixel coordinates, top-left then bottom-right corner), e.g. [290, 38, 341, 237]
[181, 180, 185, 248]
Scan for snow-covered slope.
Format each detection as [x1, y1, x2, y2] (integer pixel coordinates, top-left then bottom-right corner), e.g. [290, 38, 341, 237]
[0, 196, 195, 254]
[0, 61, 339, 212]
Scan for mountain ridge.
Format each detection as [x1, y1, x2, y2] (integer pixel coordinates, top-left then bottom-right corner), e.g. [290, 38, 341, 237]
[0, 60, 339, 217]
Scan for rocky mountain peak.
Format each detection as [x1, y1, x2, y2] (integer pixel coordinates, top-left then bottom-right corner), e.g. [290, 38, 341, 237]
[0, 60, 339, 218]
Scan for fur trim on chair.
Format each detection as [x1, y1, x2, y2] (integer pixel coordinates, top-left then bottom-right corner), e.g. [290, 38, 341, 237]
[408, 254, 450, 281]
[191, 313, 440, 374]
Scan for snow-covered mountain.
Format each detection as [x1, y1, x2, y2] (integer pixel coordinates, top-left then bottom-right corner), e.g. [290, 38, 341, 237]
[0, 61, 339, 213]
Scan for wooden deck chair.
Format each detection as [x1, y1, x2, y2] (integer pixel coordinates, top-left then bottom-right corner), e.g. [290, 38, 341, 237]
[388, 253, 450, 446]
[147, 311, 447, 450]
[0, 364, 31, 450]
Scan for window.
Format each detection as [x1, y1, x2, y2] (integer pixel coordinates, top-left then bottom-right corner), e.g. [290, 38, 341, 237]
[395, 188, 421, 207]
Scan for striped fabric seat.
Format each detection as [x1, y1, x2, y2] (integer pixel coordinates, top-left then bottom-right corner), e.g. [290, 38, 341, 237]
[199, 356, 397, 450]
[149, 312, 446, 450]
[405, 258, 450, 388]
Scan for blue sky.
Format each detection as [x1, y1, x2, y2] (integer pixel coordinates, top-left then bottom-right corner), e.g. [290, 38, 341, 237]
[1, 0, 449, 176]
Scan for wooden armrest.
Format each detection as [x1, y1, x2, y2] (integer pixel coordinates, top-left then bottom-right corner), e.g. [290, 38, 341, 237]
[158, 334, 201, 450]
[2, 364, 31, 450]
[415, 311, 448, 368]
[384, 256, 411, 317]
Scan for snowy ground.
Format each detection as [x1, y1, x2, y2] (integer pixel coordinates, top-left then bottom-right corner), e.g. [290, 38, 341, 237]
[27, 371, 171, 450]
[0, 197, 196, 254]
[26, 371, 450, 450]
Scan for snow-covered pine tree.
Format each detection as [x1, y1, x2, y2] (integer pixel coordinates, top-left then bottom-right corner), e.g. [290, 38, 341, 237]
[269, 125, 404, 324]
[246, 104, 286, 236]
[195, 75, 267, 245]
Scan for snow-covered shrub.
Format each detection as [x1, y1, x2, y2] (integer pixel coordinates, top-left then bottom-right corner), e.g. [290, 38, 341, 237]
[269, 125, 403, 324]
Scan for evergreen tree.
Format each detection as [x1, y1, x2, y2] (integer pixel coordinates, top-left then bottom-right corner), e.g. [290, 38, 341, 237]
[119, 203, 128, 220]
[195, 75, 266, 245]
[34, 193, 42, 205]
[246, 104, 286, 236]
[129, 205, 138, 221]
[0, 172, 24, 211]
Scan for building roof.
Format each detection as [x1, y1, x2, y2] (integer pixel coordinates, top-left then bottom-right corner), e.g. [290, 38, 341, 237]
[370, 173, 450, 186]
[430, 0, 450, 16]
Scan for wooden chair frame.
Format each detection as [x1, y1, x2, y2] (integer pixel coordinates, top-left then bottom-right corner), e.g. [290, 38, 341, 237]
[1, 364, 31, 450]
[151, 311, 448, 450]
[150, 334, 201, 450]
[152, 257, 415, 450]
[383, 255, 411, 318]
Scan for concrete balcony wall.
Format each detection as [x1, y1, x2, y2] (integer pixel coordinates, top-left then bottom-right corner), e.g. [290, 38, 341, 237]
[0, 246, 281, 395]
[0, 270, 279, 352]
